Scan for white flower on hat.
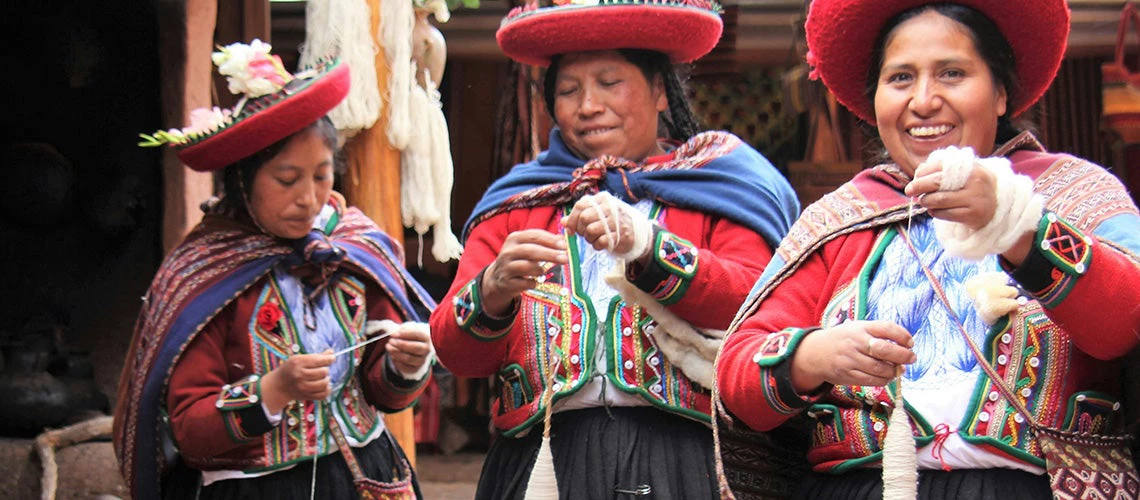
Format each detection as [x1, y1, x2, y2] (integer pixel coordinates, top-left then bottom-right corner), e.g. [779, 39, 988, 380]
[212, 39, 292, 98]
[185, 107, 234, 136]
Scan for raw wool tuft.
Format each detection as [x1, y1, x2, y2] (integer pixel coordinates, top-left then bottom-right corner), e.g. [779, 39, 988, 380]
[299, 0, 382, 137]
[881, 384, 917, 500]
[925, 146, 1044, 261]
[604, 261, 722, 387]
[399, 67, 463, 264]
[382, 0, 415, 149]
[963, 272, 1020, 324]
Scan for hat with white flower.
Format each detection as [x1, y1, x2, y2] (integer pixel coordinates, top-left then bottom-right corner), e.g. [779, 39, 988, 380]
[139, 40, 350, 172]
[496, 0, 724, 67]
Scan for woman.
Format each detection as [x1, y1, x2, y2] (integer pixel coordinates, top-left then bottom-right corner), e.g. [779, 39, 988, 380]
[428, 0, 800, 498]
[113, 41, 435, 499]
[717, 0, 1140, 498]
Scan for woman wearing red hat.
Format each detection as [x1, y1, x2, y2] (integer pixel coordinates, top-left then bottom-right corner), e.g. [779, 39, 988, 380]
[429, 0, 800, 497]
[114, 41, 435, 499]
[718, 0, 1140, 498]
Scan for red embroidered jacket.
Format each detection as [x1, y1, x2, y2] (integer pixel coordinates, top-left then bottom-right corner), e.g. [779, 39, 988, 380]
[431, 203, 771, 435]
[718, 136, 1140, 473]
[167, 273, 426, 472]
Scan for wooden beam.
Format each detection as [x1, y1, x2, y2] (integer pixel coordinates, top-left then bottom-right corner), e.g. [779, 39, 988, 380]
[341, 0, 418, 467]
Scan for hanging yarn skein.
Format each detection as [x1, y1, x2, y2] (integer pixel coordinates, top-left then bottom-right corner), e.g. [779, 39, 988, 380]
[298, 0, 382, 137]
[382, 0, 415, 149]
[523, 357, 562, 500]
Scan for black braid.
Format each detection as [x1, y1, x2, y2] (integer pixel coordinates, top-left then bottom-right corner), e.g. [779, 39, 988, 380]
[541, 49, 701, 143]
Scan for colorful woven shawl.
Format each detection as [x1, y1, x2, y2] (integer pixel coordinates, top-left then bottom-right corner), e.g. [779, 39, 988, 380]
[112, 199, 434, 500]
[463, 128, 800, 249]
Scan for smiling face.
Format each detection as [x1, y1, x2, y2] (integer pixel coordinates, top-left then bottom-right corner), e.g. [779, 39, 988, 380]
[873, 10, 1008, 176]
[552, 50, 668, 162]
[247, 126, 335, 239]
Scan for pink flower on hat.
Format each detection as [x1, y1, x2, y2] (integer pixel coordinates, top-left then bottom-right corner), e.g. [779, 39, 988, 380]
[212, 39, 293, 98]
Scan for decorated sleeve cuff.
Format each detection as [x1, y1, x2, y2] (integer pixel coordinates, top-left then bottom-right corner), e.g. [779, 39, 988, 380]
[215, 374, 275, 442]
[384, 355, 431, 392]
[752, 327, 825, 415]
[451, 268, 516, 340]
[1003, 212, 1092, 309]
[628, 227, 699, 305]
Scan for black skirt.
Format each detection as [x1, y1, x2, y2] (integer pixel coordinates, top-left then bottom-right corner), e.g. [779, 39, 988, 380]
[475, 406, 719, 500]
[161, 430, 422, 500]
[795, 467, 1052, 500]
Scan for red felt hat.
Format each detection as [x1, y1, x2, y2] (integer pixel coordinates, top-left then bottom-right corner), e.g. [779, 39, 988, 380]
[805, 0, 1070, 123]
[496, 0, 724, 67]
[139, 40, 350, 172]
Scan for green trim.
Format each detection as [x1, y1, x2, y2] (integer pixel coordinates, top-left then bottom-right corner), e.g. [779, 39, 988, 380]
[461, 277, 512, 341]
[1061, 390, 1118, 430]
[269, 273, 307, 354]
[755, 327, 811, 367]
[323, 209, 340, 235]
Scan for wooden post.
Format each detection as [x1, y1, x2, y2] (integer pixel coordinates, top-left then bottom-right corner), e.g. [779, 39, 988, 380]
[158, 0, 219, 252]
[341, 0, 417, 466]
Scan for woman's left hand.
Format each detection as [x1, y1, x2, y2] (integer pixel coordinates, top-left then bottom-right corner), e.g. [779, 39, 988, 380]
[905, 158, 999, 231]
[385, 322, 433, 378]
[562, 192, 651, 263]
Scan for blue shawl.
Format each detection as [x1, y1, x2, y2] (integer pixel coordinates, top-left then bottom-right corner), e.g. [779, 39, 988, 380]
[463, 128, 800, 249]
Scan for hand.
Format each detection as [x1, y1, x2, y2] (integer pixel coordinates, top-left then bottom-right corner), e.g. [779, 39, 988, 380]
[789, 321, 917, 394]
[561, 192, 650, 262]
[480, 229, 568, 316]
[260, 350, 335, 413]
[386, 322, 433, 378]
[905, 157, 998, 231]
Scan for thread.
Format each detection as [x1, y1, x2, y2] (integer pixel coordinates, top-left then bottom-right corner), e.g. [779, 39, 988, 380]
[881, 384, 917, 500]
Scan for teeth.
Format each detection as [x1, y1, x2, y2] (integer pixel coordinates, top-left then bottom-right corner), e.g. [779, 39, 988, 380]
[583, 128, 612, 136]
[908, 125, 952, 137]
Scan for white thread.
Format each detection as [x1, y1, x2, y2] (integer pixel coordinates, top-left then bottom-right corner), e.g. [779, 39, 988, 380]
[309, 452, 318, 500]
[927, 149, 1044, 261]
[299, 0, 382, 137]
[525, 359, 561, 499]
[881, 387, 917, 500]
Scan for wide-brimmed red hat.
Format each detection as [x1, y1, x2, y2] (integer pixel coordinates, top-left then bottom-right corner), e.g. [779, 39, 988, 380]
[805, 0, 1069, 123]
[496, 0, 724, 67]
[139, 40, 350, 172]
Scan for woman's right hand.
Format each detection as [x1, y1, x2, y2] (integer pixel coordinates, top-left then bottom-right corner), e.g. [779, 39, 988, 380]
[480, 229, 568, 316]
[789, 320, 916, 394]
[259, 350, 335, 414]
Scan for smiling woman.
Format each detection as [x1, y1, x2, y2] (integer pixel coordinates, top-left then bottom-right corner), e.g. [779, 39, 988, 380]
[428, 1, 802, 498]
[716, 0, 1140, 499]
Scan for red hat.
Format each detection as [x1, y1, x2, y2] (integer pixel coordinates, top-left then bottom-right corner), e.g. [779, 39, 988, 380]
[496, 0, 724, 67]
[139, 40, 350, 172]
[805, 0, 1070, 123]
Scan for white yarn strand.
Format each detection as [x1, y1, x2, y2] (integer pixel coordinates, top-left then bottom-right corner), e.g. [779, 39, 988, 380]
[881, 385, 917, 500]
[424, 73, 463, 262]
[299, 0, 381, 137]
[382, 0, 415, 149]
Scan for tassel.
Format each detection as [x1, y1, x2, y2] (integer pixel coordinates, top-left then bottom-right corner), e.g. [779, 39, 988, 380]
[881, 383, 917, 500]
[524, 358, 562, 499]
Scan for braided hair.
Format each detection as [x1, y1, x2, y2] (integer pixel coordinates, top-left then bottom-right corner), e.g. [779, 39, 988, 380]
[542, 49, 701, 142]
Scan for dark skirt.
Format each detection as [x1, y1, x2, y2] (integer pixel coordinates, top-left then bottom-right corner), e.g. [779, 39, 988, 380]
[475, 406, 718, 500]
[161, 430, 422, 500]
[795, 467, 1052, 500]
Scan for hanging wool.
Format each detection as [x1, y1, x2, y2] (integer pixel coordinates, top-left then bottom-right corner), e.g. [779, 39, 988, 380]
[399, 67, 462, 264]
[524, 359, 562, 500]
[382, 0, 415, 149]
[422, 72, 463, 263]
[881, 383, 917, 500]
[298, 0, 382, 137]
